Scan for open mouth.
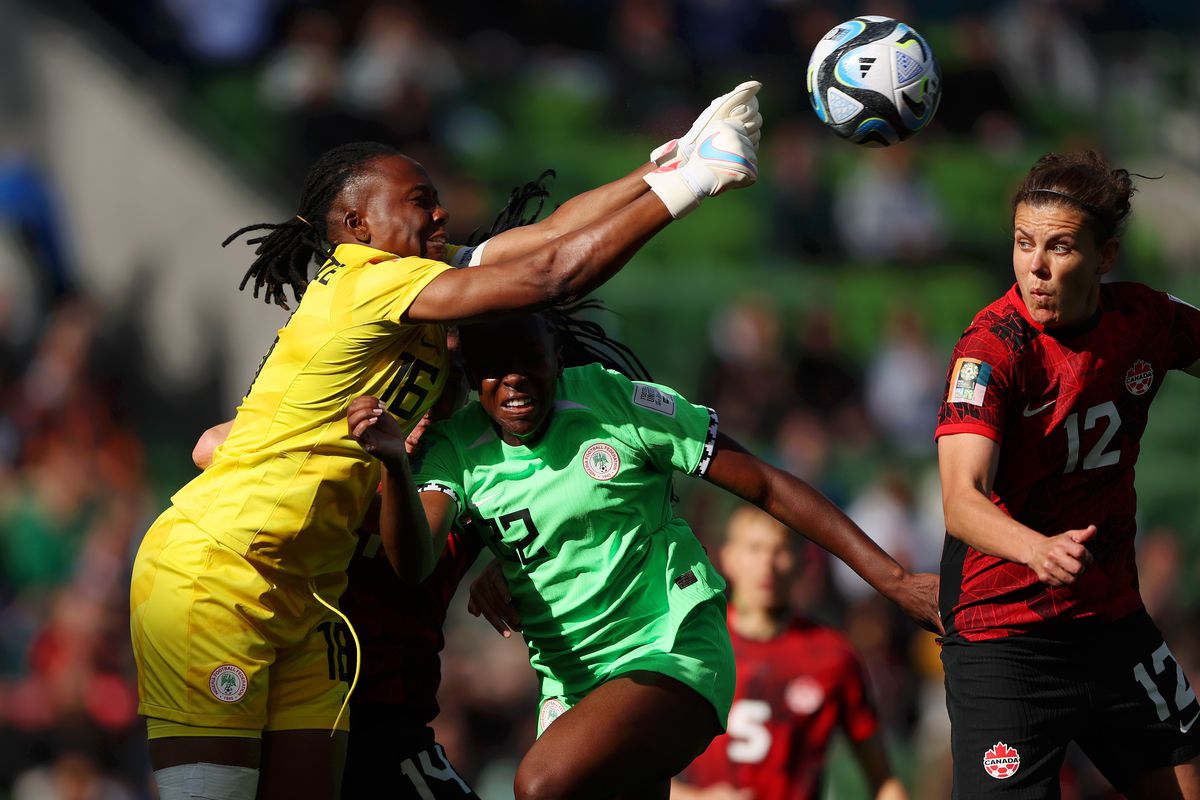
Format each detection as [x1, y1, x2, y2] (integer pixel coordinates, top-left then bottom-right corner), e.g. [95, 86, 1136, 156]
[500, 396, 540, 419]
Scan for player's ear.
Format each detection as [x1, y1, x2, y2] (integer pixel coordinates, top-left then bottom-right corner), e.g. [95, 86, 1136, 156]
[343, 209, 370, 244]
[1098, 237, 1119, 275]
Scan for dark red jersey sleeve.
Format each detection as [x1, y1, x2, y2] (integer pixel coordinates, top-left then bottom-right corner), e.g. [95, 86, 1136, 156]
[936, 326, 1014, 444]
[1155, 290, 1200, 371]
[838, 649, 880, 744]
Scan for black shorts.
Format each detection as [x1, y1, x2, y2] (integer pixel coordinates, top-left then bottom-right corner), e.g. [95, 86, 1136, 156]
[343, 710, 480, 800]
[942, 609, 1200, 799]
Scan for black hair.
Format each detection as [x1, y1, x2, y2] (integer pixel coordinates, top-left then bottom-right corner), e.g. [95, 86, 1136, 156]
[223, 141, 401, 309]
[1012, 150, 1142, 244]
[465, 171, 652, 382]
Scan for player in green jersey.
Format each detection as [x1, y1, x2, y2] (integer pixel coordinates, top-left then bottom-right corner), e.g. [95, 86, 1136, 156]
[347, 313, 940, 800]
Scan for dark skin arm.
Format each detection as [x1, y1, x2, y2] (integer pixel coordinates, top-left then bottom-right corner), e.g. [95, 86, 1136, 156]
[472, 164, 655, 264]
[704, 432, 942, 634]
[347, 397, 440, 583]
[467, 558, 522, 637]
[405, 191, 674, 324]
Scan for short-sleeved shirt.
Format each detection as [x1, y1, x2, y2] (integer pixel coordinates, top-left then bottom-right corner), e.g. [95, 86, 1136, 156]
[413, 364, 724, 695]
[172, 243, 454, 577]
[683, 613, 880, 800]
[935, 282, 1200, 641]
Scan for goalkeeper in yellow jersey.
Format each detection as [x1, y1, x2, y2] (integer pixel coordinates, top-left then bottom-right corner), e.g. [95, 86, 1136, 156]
[129, 84, 763, 800]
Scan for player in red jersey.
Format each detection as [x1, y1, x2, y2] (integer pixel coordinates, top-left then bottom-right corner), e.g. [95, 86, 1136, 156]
[672, 506, 907, 800]
[936, 151, 1200, 799]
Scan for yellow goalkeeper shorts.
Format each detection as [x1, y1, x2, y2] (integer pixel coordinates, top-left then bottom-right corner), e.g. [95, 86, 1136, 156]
[130, 507, 352, 737]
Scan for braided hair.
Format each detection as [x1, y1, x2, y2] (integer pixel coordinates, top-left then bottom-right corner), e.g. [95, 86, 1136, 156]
[469, 171, 652, 382]
[223, 142, 401, 309]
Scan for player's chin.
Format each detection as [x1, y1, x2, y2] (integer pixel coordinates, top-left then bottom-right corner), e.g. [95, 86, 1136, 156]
[426, 240, 448, 261]
[500, 409, 548, 438]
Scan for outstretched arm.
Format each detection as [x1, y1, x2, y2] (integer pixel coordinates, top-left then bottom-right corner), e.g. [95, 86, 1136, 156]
[703, 432, 941, 633]
[407, 98, 761, 323]
[477, 81, 762, 264]
[473, 164, 656, 265]
[938, 432, 1095, 587]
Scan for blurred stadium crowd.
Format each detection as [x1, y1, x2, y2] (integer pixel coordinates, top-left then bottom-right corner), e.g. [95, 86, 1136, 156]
[2, 0, 1200, 797]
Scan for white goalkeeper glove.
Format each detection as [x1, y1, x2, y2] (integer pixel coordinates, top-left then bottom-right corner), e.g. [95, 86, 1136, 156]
[651, 80, 763, 169]
[644, 119, 758, 219]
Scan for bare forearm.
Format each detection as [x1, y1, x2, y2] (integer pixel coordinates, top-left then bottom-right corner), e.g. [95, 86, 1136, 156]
[377, 456, 435, 584]
[760, 469, 906, 593]
[541, 164, 654, 232]
[422, 192, 675, 323]
[481, 164, 655, 263]
[943, 487, 1041, 566]
[546, 191, 674, 299]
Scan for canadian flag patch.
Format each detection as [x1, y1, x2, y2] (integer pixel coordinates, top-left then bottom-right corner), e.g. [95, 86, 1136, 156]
[983, 741, 1020, 780]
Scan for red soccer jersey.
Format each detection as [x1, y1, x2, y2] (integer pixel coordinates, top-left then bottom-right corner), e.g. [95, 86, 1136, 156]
[936, 282, 1200, 641]
[683, 612, 880, 800]
[338, 499, 483, 723]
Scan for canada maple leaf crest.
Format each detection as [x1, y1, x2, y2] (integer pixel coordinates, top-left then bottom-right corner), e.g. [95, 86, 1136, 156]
[1125, 359, 1153, 396]
[983, 741, 1021, 779]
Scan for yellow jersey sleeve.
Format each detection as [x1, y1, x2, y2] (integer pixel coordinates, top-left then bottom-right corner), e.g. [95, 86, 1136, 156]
[317, 246, 453, 327]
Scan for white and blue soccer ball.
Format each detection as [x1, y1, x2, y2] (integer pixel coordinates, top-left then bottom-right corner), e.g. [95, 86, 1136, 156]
[806, 16, 941, 146]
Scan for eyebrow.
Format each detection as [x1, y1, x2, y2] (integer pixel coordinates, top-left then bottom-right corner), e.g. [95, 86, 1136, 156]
[1014, 226, 1076, 239]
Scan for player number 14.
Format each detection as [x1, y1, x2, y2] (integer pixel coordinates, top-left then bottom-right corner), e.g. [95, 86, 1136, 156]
[1063, 401, 1121, 473]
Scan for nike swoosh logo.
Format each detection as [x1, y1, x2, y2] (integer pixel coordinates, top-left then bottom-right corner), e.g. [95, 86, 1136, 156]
[1182, 708, 1200, 734]
[420, 335, 436, 348]
[697, 132, 753, 169]
[472, 486, 503, 507]
[1022, 399, 1056, 417]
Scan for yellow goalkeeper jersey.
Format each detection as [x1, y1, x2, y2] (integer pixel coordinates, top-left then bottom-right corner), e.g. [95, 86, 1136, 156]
[171, 243, 456, 577]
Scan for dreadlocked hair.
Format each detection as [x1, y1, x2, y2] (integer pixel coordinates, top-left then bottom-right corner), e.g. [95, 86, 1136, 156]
[468, 169, 556, 246]
[222, 142, 402, 309]
[545, 300, 652, 382]
[465, 170, 651, 382]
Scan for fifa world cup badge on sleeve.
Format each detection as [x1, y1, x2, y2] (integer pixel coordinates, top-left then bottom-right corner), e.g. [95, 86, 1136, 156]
[948, 358, 992, 406]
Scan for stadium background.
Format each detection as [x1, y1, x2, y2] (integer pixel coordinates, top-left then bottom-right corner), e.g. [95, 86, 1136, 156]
[2, 0, 1199, 797]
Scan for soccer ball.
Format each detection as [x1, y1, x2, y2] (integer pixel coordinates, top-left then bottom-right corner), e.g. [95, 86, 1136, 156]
[806, 16, 941, 146]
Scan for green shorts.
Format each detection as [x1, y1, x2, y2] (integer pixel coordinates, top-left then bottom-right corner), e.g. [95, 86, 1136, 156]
[536, 596, 734, 736]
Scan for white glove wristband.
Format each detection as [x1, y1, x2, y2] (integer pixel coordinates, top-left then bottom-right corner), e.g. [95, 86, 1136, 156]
[643, 161, 719, 219]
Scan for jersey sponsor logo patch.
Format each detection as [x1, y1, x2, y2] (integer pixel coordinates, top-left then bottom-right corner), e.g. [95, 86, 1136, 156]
[631, 383, 676, 416]
[539, 698, 566, 732]
[582, 443, 620, 481]
[982, 741, 1020, 780]
[948, 358, 992, 406]
[1125, 359, 1153, 396]
[209, 664, 248, 703]
[785, 676, 825, 715]
[674, 570, 698, 589]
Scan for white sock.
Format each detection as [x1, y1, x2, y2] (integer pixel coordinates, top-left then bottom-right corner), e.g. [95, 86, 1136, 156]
[153, 762, 259, 800]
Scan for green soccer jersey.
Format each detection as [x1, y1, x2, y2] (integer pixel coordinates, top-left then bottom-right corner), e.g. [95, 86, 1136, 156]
[413, 363, 727, 697]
